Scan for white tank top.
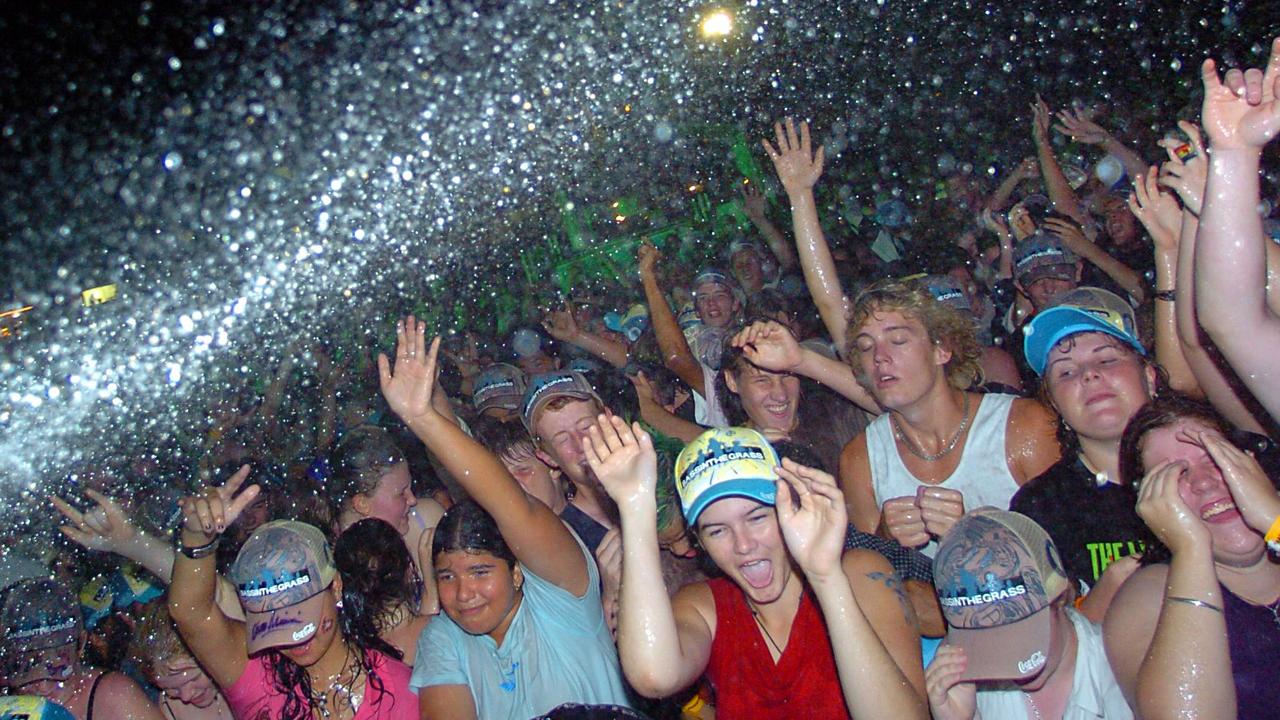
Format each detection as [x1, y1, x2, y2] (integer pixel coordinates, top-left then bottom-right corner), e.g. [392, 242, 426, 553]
[866, 393, 1021, 556]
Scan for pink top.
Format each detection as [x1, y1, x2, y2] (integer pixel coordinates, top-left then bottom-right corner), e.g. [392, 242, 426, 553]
[224, 650, 417, 719]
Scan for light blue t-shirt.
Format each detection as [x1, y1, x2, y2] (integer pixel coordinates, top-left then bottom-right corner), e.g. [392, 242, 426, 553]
[410, 534, 632, 719]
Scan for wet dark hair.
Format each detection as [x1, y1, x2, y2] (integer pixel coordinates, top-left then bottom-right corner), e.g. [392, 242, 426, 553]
[431, 499, 517, 566]
[1037, 333, 1166, 459]
[472, 415, 538, 463]
[328, 426, 407, 511]
[334, 519, 416, 661]
[1117, 393, 1234, 566]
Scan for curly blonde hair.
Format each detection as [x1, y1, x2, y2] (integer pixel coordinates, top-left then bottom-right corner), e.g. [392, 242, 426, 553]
[846, 278, 983, 391]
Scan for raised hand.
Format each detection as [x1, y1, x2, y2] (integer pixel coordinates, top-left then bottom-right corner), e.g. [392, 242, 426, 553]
[1042, 216, 1090, 251]
[925, 645, 979, 720]
[542, 303, 581, 342]
[1030, 94, 1053, 144]
[881, 496, 930, 549]
[761, 117, 825, 196]
[1128, 166, 1182, 251]
[775, 458, 847, 582]
[917, 486, 966, 539]
[731, 320, 803, 372]
[178, 465, 258, 541]
[377, 315, 442, 427]
[637, 242, 661, 277]
[741, 182, 768, 220]
[1194, 430, 1280, 534]
[52, 489, 138, 553]
[582, 413, 658, 511]
[1054, 107, 1111, 145]
[1015, 156, 1041, 181]
[1157, 121, 1208, 215]
[1134, 459, 1208, 556]
[1200, 37, 1280, 151]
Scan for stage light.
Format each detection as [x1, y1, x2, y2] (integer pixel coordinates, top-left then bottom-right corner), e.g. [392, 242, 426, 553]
[700, 10, 733, 38]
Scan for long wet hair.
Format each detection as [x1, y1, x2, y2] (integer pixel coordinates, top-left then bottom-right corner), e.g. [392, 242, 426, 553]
[328, 426, 407, 512]
[334, 519, 415, 660]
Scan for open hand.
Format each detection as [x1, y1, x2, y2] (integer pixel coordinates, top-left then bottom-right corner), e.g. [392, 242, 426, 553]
[1030, 94, 1053, 144]
[52, 489, 138, 553]
[178, 465, 259, 542]
[582, 414, 658, 512]
[1135, 459, 1208, 556]
[925, 645, 979, 720]
[1157, 121, 1208, 215]
[1128, 166, 1182, 252]
[1054, 107, 1111, 145]
[762, 117, 825, 195]
[1194, 430, 1280, 535]
[741, 182, 768, 219]
[775, 458, 847, 582]
[1200, 37, 1280, 151]
[377, 316, 443, 427]
[731, 320, 803, 372]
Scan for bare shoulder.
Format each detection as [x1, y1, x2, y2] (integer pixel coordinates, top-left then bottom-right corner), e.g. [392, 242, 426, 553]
[673, 580, 717, 635]
[1006, 396, 1061, 482]
[838, 433, 871, 485]
[96, 671, 162, 719]
[1008, 396, 1058, 430]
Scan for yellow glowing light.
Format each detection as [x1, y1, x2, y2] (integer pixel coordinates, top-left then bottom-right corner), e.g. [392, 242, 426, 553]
[688, 183, 703, 193]
[615, 215, 627, 222]
[81, 284, 118, 307]
[700, 9, 733, 38]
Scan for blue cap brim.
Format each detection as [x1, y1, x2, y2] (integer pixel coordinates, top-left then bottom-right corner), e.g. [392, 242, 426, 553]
[682, 479, 777, 526]
[1024, 307, 1146, 376]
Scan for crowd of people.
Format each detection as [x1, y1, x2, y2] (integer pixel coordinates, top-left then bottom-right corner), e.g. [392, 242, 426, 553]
[2, 37, 1280, 720]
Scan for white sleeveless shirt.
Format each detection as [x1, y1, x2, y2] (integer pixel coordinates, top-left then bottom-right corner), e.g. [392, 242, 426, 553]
[866, 393, 1021, 557]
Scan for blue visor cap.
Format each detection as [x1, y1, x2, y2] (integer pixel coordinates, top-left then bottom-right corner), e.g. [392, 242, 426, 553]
[1023, 304, 1145, 376]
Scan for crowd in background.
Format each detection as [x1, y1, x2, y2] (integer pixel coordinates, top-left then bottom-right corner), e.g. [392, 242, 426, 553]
[2, 36, 1280, 720]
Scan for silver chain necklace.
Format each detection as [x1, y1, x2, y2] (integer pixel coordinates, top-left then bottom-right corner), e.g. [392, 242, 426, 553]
[891, 393, 972, 462]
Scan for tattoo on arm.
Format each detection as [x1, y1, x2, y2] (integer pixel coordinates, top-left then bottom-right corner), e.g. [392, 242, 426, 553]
[867, 570, 915, 625]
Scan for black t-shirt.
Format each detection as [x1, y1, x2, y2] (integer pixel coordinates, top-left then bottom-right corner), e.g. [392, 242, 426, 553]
[558, 502, 609, 554]
[1009, 455, 1147, 587]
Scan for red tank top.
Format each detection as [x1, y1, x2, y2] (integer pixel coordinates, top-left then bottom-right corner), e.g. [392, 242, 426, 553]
[704, 577, 850, 719]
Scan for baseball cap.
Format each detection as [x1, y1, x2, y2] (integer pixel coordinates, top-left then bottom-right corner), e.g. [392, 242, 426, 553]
[0, 579, 82, 686]
[922, 275, 972, 314]
[1014, 232, 1078, 286]
[675, 427, 780, 525]
[933, 508, 1070, 682]
[472, 363, 527, 414]
[1023, 286, 1144, 376]
[521, 371, 603, 435]
[603, 304, 650, 342]
[229, 521, 337, 654]
[0, 697, 76, 720]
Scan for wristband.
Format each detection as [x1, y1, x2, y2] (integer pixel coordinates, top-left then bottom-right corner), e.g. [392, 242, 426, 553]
[179, 537, 220, 560]
[1265, 515, 1280, 554]
[1165, 596, 1223, 614]
[1153, 289, 1176, 302]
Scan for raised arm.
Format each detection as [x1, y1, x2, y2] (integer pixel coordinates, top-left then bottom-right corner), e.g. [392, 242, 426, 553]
[1042, 216, 1146, 302]
[1032, 96, 1090, 226]
[731, 320, 879, 413]
[378, 316, 587, 594]
[1194, 39, 1280, 423]
[54, 490, 247, 621]
[775, 460, 927, 719]
[637, 243, 706, 396]
[583, 415, 713, 697]
[1054, 107, 1149, 182]
[741, 182, 798, 271]
[629, 371, 705, 443]
[1128, 166, 1200, 396]
[984, 157, 1039, 213]
[167, 466, 257, 690]
[762, 118, 853, 352]
[543, 303, 629, 369]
